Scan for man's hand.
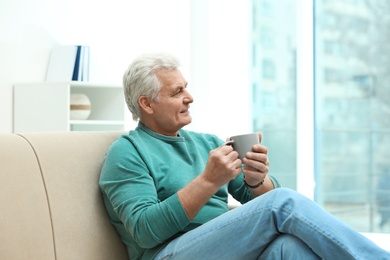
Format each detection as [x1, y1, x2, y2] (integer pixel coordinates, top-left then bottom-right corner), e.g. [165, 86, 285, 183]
[242, 143, 269, 183]
[242, 133, 274, 196]
[177, 144, 241, 220]
[202, 144, 242, 188]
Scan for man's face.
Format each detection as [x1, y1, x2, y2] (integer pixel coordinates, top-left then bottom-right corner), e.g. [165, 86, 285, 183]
[146, 68, 194, 136]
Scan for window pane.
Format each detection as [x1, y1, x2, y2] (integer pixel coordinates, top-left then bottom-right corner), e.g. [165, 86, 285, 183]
[252, 0, 297, 189]
[315, 0, 390, 233]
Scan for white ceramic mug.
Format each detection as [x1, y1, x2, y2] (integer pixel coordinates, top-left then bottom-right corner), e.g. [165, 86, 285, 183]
[229, 133, 260, 160]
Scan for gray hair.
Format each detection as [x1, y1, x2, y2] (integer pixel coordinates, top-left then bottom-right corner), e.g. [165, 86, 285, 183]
[123, 52, 181, 121]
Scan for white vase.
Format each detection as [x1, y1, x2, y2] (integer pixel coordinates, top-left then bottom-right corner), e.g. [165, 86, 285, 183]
[70, 93, 91, 120]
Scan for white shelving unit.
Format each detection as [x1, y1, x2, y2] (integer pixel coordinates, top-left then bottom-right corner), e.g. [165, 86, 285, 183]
[13, 81, 127, 132]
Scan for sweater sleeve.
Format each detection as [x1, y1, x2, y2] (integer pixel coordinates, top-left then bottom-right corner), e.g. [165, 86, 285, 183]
[99, 137, 191, 249]
[228, 173, 282, 204]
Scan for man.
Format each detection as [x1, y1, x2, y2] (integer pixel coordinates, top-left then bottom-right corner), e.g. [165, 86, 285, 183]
[99, 52, 390, 259]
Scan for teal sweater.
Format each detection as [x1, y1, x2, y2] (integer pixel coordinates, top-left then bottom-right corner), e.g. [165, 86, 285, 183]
[99, 123, 280, 259]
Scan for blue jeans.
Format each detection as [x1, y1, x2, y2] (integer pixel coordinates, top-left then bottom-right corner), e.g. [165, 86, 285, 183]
[154, 188, 390, 260]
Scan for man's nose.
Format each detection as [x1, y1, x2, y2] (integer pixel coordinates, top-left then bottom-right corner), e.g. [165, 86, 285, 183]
[183, 89, 194, 103]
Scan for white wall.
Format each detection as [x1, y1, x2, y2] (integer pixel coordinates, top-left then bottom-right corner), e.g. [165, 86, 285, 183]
[0, 0, 251, 139]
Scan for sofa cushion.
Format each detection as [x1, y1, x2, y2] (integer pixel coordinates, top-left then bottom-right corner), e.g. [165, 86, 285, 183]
[0, 134, 54, 259]
[21, 131, 129, 260]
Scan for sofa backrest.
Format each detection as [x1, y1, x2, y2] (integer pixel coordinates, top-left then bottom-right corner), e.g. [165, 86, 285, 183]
[0, 132, 129, 260]
[0, 134, 54, 259]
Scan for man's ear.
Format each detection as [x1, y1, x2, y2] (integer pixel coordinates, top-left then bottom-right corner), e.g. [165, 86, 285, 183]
[138, 96, 154, 114]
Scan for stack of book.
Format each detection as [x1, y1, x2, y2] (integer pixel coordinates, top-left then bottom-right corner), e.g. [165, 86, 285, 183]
[45, 45, 90, 82]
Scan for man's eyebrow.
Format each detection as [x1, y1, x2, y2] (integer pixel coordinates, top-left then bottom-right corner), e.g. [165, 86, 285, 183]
[175, 82, 188, 90]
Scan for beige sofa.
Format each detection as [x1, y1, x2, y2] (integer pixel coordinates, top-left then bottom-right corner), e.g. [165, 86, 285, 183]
[0, 131, 128, 260]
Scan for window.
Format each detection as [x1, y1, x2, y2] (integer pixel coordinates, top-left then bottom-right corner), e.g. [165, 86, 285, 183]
[259, 26, 274, 47]
[315, 0, 390, 233]
[252, 0, 390, 235]
[261, 59, 276, 79]
[252, 0, 297, 190]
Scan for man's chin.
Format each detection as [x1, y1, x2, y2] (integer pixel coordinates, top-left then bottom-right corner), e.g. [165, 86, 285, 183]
[181, 117, 192, 127]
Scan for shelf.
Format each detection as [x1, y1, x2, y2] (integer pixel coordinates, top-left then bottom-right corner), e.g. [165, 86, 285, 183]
[70, 120, 125, 125]
[13, 82, 127, 132]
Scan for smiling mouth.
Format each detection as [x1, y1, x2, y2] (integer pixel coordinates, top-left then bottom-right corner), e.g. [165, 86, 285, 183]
[181, 107, 190, 113]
